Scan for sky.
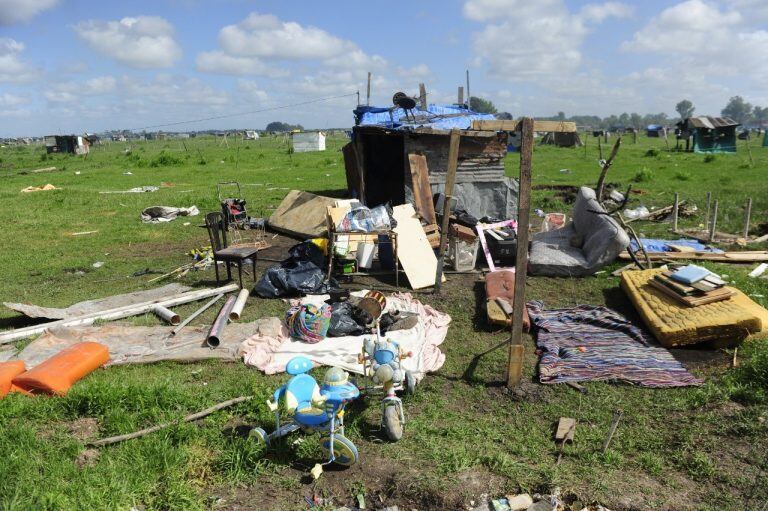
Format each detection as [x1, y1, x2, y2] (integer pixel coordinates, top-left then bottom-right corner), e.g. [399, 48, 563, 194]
[0, 0, 766, 136]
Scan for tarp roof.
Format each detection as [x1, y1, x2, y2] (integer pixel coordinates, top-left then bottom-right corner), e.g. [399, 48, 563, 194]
[647, 124, 665, 130]
[354, 104, 496, 131]
[686, 116, 739, 129]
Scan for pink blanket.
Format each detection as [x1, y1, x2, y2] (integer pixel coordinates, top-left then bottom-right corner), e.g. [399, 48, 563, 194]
[239, 292, 450, 381]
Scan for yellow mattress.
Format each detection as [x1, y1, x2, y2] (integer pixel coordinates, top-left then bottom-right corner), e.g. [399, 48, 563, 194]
[620, 269, 768, 347]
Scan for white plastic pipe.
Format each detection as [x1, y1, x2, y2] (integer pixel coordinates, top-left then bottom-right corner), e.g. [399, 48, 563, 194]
[229, 289, 250, 321]
[152, 305, 180, 325]
[0, 283, 239, 344]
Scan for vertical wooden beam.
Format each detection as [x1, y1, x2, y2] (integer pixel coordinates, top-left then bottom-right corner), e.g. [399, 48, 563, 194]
[419, 83, 427, 110]
[705, 191, 712, 230]
[743, 198, 753, 239]
[672, 193, 679, 232]
[366, 72, 371, 106]
[709, 200, 719, 242]
[434, 129, 461, 293]
[458, 86, 464, 106]
[507, 117, 534, 389]
[466, 70, 471, 109]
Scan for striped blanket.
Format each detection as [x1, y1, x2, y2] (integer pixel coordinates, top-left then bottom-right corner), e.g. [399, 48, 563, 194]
[527, 301, 703, 387]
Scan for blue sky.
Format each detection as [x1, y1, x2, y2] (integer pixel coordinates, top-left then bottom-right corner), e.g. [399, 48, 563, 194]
[0, 0, 766, 136]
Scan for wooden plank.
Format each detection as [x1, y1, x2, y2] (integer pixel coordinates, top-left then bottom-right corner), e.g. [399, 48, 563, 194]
[619, 251, 768, 263]
[555, 417, 576, 441]
[407, 154, 437, 225]
[434, 129, 461, 292]
[507, 117, 534, 389]
[471, 119, 577, 133]
[419, 83, 427, 110]
[392, 203, 441, 289]
[342, 142, 362, 200]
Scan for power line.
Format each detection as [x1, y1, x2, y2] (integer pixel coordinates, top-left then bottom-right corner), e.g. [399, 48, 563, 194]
[129, 91, 358, 132]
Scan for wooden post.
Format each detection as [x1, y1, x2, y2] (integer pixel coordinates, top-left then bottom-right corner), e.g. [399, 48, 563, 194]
[366, 72, 371, 106]
[746, 136, 754, 166]
[633, 130, 637, 144]
[584, 130, 588, 158]
[597, 135, 603, 161]
[458, 86, 464, 106]
[663, 129, 670, 151]
[507, 117, 534, 389]
[743, 198, 753, 239]
[595, 137, 622, 202]
[705, 191, 712, 231]
[466, 70, 471, 109]
[672, 193, 679, 232]
[434, 129, 461, 293]
[709, 200, 718, 242]
[418, 83, 427, 110]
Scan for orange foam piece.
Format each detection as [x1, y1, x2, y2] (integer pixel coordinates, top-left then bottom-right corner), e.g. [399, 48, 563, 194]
[12, 342, 110, 396]
[0, 361, 26, 397]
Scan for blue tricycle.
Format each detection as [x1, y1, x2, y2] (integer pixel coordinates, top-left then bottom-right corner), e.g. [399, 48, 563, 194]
[250, 356, 360, 479]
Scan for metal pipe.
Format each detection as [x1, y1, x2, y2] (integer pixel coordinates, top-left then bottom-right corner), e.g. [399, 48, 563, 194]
[709, 200, 719, 242]
[0, 284, 239, 344]
[207, 295, 236, 348]
[171, 294, 223, 336]
[743, 198, 752, 239]
[229, 289, 250, 321]
[152, 305, 180, 325]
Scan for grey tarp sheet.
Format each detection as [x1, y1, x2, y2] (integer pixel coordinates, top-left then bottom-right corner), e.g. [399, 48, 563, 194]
[140, 205, 200, 223]
[426, 177, 520, 220]
[3, 284, 192, 320]
[12, 317, 284, 368]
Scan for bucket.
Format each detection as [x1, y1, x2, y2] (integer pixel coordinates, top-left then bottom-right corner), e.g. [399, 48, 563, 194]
[356, 243, 375, 269]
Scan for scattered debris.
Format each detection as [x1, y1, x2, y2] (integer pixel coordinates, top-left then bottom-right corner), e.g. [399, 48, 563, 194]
[92, 261, 104, 269]
[20, 184, 58, 193]
[140, 205, 199, 223]
[749, 263, 767, 278]
[100, 186, 159, 194]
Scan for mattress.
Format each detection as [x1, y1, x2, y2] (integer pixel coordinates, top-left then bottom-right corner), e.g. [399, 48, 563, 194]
[620, 269, 767, 347]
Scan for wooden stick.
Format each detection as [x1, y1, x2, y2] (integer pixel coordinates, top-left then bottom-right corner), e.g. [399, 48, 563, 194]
[746, 136, 754, 166]
[596, 137, 622, 202]
[672, 193, 679, 232]
[465, 70, 470, 108]
[602, 409, 623, 454]
[88, 396, 253, 447]
[743, 198, 752, 239]
[507, 118, 534, 388]
[705, 192, 712, 231]
[434, 129, 461, 293]
[709, 200, 719, 242]
[366, 72, 371, 106]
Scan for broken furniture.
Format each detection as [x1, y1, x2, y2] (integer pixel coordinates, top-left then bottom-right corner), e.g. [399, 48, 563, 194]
[205, 212, 259, 289]
[251, 357, 361, 479]
[529, 186, 630, 277]
[326, 221, 400, 288]
[620, 268, 768, 347]
[485, 270, 530, 329]
[217, 181, 269, 250]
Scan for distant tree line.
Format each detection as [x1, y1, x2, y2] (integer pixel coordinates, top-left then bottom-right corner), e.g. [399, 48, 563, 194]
[469, 95, 768, 128]
[265, 121, 304, 132]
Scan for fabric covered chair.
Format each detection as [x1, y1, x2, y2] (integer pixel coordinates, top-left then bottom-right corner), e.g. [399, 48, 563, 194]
[205, 212, 259, 288]
[528, 187, 629, 277]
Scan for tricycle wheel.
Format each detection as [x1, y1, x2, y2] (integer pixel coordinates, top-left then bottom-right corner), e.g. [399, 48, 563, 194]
[320, 434, 359, 466]
[383, 403, 403, 442]
[404, 370, 416, 395]
[249, 427, 269, 446]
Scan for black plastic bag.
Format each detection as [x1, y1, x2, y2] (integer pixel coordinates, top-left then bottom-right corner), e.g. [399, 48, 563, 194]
[327, 302, 366, 337]
[254, 241, 336, 298]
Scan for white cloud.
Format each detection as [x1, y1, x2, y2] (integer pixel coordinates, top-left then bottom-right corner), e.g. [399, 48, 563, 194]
[236, 79, 269, 103]
[0, 38, 39, 82]
[198, 12, 386, 76]
[122, 75, 229, 106]
[74, 16, 182, 68]
[0, 92, 28, 107]
[44, 75, 117, 102]
[195, 51, 289, 78]
[0, 0, 57, 25]
[465, 0, 632, 80]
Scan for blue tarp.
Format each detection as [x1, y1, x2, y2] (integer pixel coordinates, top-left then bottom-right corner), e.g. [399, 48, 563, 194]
[630, 238, 724, 254]
[354, 104, 496, 131]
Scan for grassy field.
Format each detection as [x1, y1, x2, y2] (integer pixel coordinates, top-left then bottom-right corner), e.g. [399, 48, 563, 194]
[0, 132, 766, 510]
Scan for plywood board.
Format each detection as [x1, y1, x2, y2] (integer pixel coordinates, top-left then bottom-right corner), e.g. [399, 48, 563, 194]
[268, 190, 337, 239]
[391, 204, 441, 289]
[407, 154, 436, 225]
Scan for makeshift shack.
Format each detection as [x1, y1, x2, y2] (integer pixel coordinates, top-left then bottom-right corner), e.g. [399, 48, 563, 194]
[292, 131, 325, 153]
[677, 116, 739, 153]
[44, 135, 89, 155]
[244, 130, 259, 140]
[344, 104, 518, 220]
[540, 131, 582, 147]
[646, 125, 666, 138]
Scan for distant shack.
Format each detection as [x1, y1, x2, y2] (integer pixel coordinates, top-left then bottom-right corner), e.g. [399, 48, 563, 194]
[676, 116, 739, 153]
[44, 135, 90, 155]
[291, 131, 325, 153]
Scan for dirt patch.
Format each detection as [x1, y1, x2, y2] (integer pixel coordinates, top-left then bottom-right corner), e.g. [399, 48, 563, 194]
[66, 417, 100, 442]
[215, 453, 504, 511]
[533, 184, 579, 204]
[75, 448, 100, 469]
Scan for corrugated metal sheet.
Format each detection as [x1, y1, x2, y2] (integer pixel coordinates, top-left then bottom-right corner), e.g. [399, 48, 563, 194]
[687, 116, 739, 129]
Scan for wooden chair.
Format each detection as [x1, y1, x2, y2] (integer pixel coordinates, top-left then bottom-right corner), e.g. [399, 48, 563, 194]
[205, 212, 259, 288]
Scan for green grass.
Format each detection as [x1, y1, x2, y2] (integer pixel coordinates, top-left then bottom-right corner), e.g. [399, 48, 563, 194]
[0, 134, 766, 510]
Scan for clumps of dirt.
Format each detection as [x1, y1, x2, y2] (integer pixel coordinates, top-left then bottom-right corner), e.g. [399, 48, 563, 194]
[66, 417, 100, 442]
[533, 184, 579, 204]
[75, 448, 100, 469]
